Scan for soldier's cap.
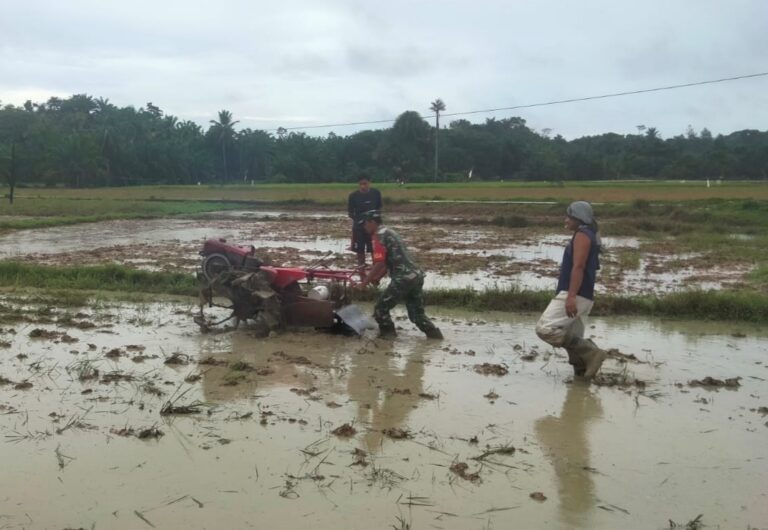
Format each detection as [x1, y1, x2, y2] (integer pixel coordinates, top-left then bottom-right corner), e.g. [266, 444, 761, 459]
[358, 209, 382, 224]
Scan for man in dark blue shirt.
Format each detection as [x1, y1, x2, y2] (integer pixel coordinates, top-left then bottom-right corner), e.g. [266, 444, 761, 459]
[347, 175, 383, 266]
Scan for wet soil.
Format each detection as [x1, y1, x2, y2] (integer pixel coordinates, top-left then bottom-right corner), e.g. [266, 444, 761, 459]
[0, 296, 766, 529]
[0, 211, 753, 294]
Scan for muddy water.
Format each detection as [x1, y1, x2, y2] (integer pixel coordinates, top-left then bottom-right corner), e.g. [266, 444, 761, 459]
[0, 298, 766, 529]
[1, 212, 748, 295]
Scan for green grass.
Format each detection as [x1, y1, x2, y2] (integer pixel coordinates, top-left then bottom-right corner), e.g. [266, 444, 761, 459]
[748, 264, 768, 289]
[0, 262, 198, 296]
[5, 180, 768, 205]
[0, 197, 245, 231]
[1, 262, 766, 321]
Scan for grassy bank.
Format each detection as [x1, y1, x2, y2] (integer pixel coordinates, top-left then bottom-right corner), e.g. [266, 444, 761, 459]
[427, 288, 768, 322]
[0, 261, 768, 322]
[5, 180, 768, 204]
[0, 262, 198, 296]
[0, 197, 245, 231]
[2, 263, 765, 322]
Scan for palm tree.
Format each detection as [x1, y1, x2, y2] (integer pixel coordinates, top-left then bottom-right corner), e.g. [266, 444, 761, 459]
[429, 98, 446, 182]
[210, 110, 239, 182]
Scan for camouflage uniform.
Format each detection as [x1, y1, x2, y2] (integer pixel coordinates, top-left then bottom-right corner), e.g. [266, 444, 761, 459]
[372, 226, 441, 338]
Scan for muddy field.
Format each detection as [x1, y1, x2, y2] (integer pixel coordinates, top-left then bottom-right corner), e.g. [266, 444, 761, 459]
[0, 295, 766, 529]
[0, 210, 752, 294]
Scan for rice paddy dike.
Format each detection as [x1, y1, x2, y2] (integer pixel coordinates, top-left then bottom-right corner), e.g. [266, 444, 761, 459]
[1, 183, 767, 321]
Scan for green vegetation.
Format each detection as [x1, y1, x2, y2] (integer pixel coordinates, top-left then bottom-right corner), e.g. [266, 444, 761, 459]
[2, 95, 768, 200]
[0, 197, 244, 230]
[0, 262, 198, 296]
[748, 265, 768, 289]
[1, 262, 766, 322]
[424, 288, 768, 322]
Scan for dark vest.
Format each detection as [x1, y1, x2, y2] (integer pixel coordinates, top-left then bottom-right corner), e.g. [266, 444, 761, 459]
[556, 227, 600, 300]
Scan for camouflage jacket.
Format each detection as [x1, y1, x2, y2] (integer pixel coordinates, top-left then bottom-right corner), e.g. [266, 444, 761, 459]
[373, 226, 423, 282]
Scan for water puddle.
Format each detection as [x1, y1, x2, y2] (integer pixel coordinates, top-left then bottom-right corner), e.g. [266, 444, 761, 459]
[0, 297, 766, 529]
[0, 214, 750, 294]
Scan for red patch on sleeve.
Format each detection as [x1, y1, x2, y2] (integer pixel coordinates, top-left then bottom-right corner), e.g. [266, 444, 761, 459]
[372, 234, 386, 263]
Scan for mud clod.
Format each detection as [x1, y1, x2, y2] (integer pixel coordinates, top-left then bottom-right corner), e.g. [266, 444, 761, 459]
[290, 387, 317, 396]
[688, 376, 741, 388]
[230, 360, 254, 371]
[100, 372, 134, 384]
[383, 427, 411, 440]
[351, 448, 368, 467]
[111, 426, 164, 439]
[164, 352, 190, 365]
[271, 351, 312, 365]
[592, 372, 646, 388]
[105, 348, 123, 359]
[474, 363, 509, 376]
[450, 462, 481, 482]
[198, 356, 228, 366]
[29, 328, 59, 339]
[331, 423, 357, 438]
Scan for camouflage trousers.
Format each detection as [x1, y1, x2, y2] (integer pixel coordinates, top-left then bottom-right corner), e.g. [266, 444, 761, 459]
[373, 275, 438, 333]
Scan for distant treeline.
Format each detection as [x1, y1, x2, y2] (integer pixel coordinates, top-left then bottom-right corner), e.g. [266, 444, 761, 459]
[1, 94, 767, 192]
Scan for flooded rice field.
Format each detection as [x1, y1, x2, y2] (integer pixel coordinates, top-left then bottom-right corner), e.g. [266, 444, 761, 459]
[0, 210, 751, 294]
[0, 296, 766, 529]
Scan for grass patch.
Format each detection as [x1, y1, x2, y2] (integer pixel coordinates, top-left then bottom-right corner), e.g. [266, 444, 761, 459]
[0, 197, 245, 231]
[1, 263, 767, 322]
[357, 285, 768, 322]
[6, 181, 768, 205]
[611, 248, 641, 269]
[594, 290, 768, 321]
[748, 264, 768, 288]
[0, 262, 198, 296]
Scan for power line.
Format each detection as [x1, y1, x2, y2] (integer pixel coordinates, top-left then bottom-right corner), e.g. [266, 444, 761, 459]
[281, 71, 768, 132]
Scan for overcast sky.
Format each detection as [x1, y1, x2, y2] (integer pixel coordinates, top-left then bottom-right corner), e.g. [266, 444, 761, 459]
[1, 0, 766, 139]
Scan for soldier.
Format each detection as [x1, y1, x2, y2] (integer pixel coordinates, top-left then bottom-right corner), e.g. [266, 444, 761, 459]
[357, 210, 443, 340]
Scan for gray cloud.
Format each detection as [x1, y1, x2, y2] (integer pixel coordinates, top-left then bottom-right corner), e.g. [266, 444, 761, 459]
[1, 0, 766, 138]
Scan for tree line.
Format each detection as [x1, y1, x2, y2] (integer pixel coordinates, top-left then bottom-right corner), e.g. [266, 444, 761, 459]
[1, 94, 767, 199]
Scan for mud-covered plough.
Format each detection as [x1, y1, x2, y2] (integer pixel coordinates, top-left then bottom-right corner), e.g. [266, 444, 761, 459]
[195, 238, 375, 336]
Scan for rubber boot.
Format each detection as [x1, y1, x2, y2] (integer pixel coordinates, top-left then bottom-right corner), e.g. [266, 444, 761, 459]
[573, 338, 607, 379]
[424, 327, 443, 340]
[378, 324, 397, 340]
[564, 346, 586, 376]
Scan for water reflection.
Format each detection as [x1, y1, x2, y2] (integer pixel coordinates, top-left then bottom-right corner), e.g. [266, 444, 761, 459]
[198, 329, 351, 401]
[535, 384, 603, 529]
[347, 340, 428, 453]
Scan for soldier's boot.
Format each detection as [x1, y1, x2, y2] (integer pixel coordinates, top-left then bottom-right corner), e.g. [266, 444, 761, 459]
[377, 324, 397, 340]
[424, 327, 443, 340]
[568, 338, 607, 379]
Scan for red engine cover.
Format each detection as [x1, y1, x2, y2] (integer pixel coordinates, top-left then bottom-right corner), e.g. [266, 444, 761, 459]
[259, 266, 307, 288]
